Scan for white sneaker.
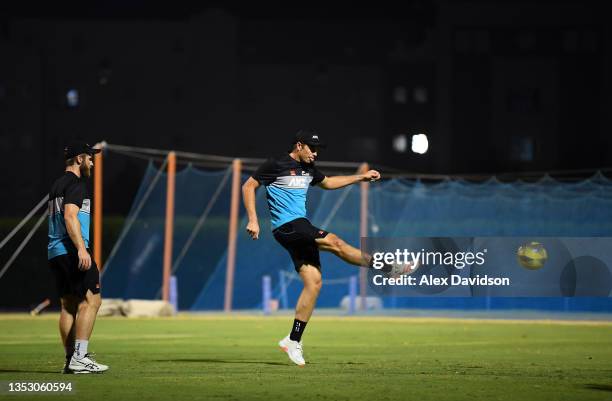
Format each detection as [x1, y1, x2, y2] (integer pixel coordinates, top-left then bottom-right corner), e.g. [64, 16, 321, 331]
[389, 258, 420, 278]
[278, 335, 305, 366]
[68, 353, 109, 374]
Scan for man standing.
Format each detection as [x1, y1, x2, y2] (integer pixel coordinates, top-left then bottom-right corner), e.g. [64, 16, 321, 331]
[48, 141, 108, 374]
[242, 129, 415, 366]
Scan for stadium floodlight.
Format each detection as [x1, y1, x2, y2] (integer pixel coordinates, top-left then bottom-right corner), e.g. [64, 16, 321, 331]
[392, 86, 407, 104]
[411, 133, 428, 154]
[413, 86, 428, 104]
[392, 134, 408, 153]
[66, 89, 79, 108]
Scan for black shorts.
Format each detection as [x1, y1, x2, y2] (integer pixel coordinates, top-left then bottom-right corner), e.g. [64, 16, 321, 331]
[49, 251, 100, 299]
[273, 218, 329, 272]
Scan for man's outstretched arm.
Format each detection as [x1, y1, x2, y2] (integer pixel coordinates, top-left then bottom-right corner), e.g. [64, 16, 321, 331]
[242, 177, 261, 239]
[318, 170, 380, 190]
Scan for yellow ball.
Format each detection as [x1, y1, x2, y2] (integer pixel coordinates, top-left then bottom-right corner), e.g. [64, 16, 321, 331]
[517, 241, 548, 270]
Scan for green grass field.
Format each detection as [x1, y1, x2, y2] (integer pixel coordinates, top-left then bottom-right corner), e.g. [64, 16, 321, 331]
[1, 314, 611, 401]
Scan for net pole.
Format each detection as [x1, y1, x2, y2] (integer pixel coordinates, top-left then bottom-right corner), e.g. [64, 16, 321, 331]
[224, 158, 242, 312]
[93, 149, 103, 271]
[262, 275, 271, 315]
[162, 151, 176, 302]
[279, 270, 288, 310]
[348, 275, 358, 315]
[359, 163, 369, 310]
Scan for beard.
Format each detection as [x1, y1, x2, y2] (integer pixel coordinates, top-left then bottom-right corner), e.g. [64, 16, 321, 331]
[80, 162, 91, 178]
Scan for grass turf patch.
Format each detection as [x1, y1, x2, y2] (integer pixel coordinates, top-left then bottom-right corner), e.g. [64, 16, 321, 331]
[0, 315, 611, 401]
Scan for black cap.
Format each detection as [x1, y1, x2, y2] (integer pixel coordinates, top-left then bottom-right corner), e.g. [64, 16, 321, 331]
[294, 129, 326, 148]
[64, 141, 102, 160]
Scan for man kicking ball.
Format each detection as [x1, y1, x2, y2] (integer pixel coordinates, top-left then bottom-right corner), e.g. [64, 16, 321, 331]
[242, 129, 415, 366]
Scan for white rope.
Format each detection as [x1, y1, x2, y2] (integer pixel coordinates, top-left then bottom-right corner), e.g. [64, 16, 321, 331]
[316, 160, 369, 168]
[319, 185, 353, 230]
[385, 168, 612, 181]
[279, 270, 351, 285]
[322, 277, 354, 285]
[104, 143, 364, 169]
[105, 143, 263, 164]
[101, 158, 168, 277]
[0, 195, 48, 251]
[108, 147, 232, 169]
[317, 165, 363, 230]
[106, 147, 167, 164]
[105, 142, 612, 180]
[0, 212, 47, 281]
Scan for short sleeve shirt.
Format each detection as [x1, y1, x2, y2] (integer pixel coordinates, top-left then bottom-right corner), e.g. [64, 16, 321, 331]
[252, 154, 326, 229]
[47, 172, 92, 259]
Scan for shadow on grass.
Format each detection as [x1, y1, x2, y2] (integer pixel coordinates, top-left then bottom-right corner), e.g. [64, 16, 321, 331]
[152, 358, 365, 366]
[0, 369, 61, 374]
[584, 384, 612, 392]
[153, 358, 287, 366]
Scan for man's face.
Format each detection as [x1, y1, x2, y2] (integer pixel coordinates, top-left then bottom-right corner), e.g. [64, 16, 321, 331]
[79, 154, 94, 177]
[297, 142, 318, 164]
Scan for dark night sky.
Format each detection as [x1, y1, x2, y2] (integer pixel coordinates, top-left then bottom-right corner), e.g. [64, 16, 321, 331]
[1, 2, 435, 19]
[0, 1, 610, 310]
[0, 0, 610, 215]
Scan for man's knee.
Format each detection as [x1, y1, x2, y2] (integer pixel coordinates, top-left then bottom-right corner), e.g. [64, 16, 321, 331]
[309, 277, 323, 292]
[317, 233, 346, 254]
[305, 281, 322, 296]
[80, 291, 102, 311]
[300, 266, 323, 292]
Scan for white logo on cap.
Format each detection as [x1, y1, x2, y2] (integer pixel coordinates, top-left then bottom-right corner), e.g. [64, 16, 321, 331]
[312, 135, 318, 139]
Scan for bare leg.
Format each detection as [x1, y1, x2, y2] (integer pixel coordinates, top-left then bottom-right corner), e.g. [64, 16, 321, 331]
[75, 290, 101, 341]
[315, 233, 369, 267]
[316, 232, 418, 276]
[294, 265, 323, 322]
[59, 296, 78, 356]
[279, 265, 321, 365]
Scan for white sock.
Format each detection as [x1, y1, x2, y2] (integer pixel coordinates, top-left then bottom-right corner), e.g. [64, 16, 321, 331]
[74, 340, 89, 359]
